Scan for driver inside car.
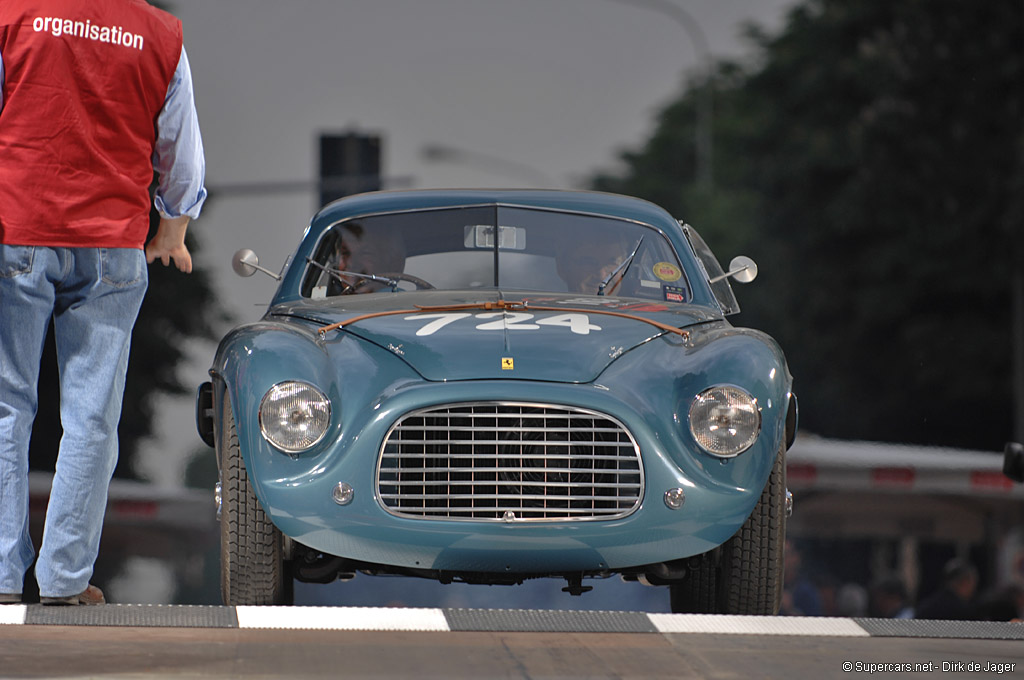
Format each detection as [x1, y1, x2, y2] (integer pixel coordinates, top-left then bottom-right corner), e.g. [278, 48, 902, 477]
[556, 236, 627, 294]
[327, 223, 406, 295]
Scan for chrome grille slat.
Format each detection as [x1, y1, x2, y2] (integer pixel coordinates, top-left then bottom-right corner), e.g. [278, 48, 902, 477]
[386, 438, 635, 447]
[378, 505, 629, 516]
[380, 454, 630, 464]
[376, 402, 643, 522]
[379, 493, 640, 501]
[384, 475, 641, 484]
[392, 425, 627, 433]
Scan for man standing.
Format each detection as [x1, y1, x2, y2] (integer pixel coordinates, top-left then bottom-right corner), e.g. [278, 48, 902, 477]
[914, 559, 979, 621]
[0, 1, 205, 605]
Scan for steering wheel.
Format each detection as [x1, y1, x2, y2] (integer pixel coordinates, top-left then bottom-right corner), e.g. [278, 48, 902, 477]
[350, 272, 436, 293]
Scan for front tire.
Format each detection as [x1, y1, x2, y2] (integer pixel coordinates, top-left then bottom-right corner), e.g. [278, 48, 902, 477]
[670, 443, 787, 614]
[219, 397, 293, 605]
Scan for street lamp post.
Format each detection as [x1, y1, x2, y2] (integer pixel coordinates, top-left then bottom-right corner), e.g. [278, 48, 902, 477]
[604, 0, 714, 190]
[420, 143, 558, 188]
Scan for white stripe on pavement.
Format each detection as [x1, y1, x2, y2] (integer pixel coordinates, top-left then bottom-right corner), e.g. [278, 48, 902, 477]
[0, 604, 27, 625]
[235, 605, 450, 631]
[648, 613, 871, 637]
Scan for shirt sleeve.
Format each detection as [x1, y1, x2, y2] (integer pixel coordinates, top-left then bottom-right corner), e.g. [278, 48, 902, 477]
[153, 46, 207, 220]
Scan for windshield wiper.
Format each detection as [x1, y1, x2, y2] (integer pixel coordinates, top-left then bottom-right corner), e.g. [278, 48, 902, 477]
[597, 236, 644, 296]
[306, 257, 400, 292]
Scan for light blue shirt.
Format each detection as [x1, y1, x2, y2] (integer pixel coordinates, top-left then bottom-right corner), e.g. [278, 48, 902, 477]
[0, 47, 207, 220]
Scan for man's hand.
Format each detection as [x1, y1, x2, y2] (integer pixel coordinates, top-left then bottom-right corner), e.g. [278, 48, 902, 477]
[146, 215, 193, 273]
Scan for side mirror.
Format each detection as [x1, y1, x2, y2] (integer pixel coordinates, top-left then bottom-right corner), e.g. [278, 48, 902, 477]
[728, 256, 758, 284]
[709, 255, 758, 284]
[1004, 442, 1024, 483]
[232, 248, 281, 280]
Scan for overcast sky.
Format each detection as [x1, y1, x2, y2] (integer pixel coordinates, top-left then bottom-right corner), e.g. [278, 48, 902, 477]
[145, 0, 797, 484]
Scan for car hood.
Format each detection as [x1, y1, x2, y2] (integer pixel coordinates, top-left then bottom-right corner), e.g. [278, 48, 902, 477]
[272, 291, 719, 382]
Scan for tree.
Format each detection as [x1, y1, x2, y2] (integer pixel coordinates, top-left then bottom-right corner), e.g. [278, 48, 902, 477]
[592, 0, 1024, 449]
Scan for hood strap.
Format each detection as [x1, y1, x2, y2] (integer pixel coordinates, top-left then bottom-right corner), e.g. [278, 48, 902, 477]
[318, 299, 689, 340]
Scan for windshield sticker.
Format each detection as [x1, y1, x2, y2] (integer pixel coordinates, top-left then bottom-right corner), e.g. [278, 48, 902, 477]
[663, 285, 688, 303]
[405, 312, 601, 336]
[653, 262, 682, 282]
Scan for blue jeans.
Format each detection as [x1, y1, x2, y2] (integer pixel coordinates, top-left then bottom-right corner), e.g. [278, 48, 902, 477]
[0, 246, 147, 598]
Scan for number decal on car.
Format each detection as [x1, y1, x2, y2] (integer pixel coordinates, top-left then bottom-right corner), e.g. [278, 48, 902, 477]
[407, 313, 472, 336]
[406, 312, 601, 336]
[475, 312, 539, 331]
[535, 314, 602, 335]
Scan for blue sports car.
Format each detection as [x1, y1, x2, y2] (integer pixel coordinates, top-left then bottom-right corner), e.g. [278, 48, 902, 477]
[196, 189, 797, 613]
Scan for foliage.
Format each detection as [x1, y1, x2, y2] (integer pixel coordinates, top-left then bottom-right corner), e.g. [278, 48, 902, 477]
[592, 0, 1024, 449]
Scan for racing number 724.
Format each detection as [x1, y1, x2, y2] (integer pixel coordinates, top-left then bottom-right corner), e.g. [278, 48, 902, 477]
[406, 312, 601, 336]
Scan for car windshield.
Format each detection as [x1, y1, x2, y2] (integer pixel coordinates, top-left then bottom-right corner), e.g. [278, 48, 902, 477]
[301, 206, 689, 302]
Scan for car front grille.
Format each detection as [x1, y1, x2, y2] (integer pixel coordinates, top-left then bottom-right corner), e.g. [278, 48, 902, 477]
[377, 403, 643, 521]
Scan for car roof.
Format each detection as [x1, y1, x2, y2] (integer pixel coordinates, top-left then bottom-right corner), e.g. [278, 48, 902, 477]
[311, 189, 680, 231]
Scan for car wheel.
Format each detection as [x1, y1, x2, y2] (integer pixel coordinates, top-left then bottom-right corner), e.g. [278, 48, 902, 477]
[668, 552, 717, 613]
[219, 397, 294, 605]
[669, 443, 786, 614]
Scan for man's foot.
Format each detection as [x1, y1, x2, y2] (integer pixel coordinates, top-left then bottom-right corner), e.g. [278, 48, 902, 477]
[40, 584, 105, 606]
[0, 593, 21, 604]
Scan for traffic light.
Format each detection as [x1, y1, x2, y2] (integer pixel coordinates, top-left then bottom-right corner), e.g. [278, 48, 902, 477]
[318, 132, 382, 207]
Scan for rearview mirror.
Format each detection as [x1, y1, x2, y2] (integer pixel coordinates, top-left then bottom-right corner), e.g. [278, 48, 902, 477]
[464, 225, 527, 250]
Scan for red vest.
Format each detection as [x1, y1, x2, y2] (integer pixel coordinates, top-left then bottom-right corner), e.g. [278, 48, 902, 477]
[0, 1, 182, 248]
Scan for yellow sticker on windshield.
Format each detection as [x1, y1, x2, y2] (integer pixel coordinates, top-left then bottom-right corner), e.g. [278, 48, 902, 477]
[653, 262, 682, 282]
[502, 357, 514, 370]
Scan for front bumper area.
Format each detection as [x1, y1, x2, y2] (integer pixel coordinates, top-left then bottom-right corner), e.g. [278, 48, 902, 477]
[235, 379, 773, 575]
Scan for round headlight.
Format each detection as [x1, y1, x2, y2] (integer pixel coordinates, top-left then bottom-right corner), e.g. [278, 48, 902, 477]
[689, 386, 761, 457]
[259, 381, 331, 453]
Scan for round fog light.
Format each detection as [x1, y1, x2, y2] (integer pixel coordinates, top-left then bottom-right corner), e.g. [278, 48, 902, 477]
[332, 482, 354, 506]
[664, 487, 686, 510]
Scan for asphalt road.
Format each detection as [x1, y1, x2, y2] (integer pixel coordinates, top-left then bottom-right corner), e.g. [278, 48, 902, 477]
[0, 626, 1019, 679]
[1, 606, 1022, 679]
